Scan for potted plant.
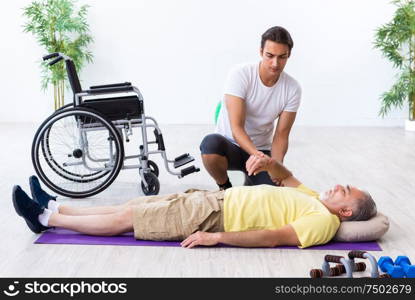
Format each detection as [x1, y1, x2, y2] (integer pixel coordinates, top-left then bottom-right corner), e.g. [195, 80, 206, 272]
[374, 0, 415, 131]
[23, 0, 93, 110]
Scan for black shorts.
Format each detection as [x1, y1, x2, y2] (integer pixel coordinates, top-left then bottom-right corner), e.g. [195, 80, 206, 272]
[199, 133, 276, 186]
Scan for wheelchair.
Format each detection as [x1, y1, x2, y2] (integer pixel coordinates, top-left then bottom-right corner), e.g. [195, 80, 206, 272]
[31, 53, 200, 198]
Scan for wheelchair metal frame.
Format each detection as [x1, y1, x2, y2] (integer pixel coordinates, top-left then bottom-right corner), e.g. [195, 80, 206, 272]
[74, 89, 190, 184]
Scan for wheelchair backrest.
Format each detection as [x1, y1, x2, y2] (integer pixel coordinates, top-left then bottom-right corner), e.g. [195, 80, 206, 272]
[65, 60, 82, 94]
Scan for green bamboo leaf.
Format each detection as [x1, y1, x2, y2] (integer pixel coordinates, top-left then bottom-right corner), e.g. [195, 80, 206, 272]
[22, 0, 93, 109]
[374, 0, 415, 119]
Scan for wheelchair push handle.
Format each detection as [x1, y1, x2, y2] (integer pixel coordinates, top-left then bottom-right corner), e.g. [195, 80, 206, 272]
[48, 56, 64, 66]
[43, 52, 66, 66]
[43, 52, 60, 61]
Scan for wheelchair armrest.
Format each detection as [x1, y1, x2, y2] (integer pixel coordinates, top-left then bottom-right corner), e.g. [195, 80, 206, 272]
[90, 82, 131, 89]
[84, 86, 134, 95]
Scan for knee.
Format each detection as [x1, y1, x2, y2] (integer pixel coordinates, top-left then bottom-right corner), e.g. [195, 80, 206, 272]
[113, 206, 133, 231]
[200, 134, 226, 155]
[123, 199, 137, 207]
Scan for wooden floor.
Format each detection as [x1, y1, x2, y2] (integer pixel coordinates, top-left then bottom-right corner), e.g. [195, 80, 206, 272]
[1, 123, 414, 277]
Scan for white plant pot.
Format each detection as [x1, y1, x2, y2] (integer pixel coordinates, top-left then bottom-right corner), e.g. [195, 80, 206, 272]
[405, 119, 415, 131]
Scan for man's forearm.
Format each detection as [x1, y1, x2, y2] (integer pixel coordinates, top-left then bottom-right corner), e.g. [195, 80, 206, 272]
[181, 226, 300, 248]
[217, 230, 277, 248]
[232, 127, 258, 155]
[271, 136, 289, 162]
[267, 159, 293, 181]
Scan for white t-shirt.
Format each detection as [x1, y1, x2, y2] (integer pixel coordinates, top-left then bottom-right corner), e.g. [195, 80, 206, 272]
[216, 62, 301, 150]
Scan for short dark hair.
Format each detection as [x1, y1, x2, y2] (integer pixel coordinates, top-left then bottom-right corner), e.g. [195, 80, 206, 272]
[346, 191, 377, 222]
[261, 26, 294, 55]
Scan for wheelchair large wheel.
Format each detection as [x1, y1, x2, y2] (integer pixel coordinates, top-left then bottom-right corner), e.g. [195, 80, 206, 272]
[32, 108, 124, 198]
[56, 102, 74, 112]
[41, 126, 110, 182]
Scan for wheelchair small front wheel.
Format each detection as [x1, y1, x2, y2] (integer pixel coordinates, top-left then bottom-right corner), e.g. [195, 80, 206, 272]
[140, 172, 160, 195]
[147, 160, 159, 177]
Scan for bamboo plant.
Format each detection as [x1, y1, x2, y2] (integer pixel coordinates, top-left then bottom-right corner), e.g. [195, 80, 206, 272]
[374, 0, 415, 120]
[23, 0, 93, 110]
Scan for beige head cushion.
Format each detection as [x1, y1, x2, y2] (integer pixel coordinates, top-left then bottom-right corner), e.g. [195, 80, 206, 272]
[333, 212, 390, 242]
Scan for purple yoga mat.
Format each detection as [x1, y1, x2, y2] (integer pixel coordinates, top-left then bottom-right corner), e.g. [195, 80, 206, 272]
[35, 228, 382, 251]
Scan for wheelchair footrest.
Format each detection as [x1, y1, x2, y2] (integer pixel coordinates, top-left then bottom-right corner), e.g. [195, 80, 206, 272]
[173, 153, 194, 168]
[180, 166, 200, 177]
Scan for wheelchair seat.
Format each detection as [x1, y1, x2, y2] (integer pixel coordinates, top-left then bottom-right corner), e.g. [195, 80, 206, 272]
[80, 95, 143, 121]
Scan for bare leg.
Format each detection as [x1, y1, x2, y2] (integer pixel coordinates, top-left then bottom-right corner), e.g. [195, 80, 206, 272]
[201, 154, 229, 185]
[48, 206, 134, 236]
[58, 203, 129, 216]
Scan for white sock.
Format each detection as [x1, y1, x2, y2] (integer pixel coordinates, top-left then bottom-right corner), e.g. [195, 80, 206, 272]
[38, 208, 53, 227]
[47, 200, 60, 213]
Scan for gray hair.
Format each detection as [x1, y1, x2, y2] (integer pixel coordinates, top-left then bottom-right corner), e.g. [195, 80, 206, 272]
[346, 191, 377, 222]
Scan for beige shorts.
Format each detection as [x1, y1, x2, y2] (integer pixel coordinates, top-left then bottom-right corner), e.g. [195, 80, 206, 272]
[126, 189, 225, 241]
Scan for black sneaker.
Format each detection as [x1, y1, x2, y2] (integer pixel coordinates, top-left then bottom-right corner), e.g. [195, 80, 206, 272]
[12, 185, 49, 233]
[29, 175, 57, 208]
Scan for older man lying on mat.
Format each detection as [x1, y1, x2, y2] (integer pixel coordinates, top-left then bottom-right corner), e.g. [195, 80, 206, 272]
[12, 154, 376, 248]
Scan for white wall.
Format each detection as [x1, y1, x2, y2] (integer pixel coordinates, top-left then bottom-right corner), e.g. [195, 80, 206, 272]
[0, 0, 405, 126]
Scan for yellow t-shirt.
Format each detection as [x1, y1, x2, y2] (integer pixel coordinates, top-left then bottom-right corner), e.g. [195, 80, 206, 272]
[223, 184, 340, 248]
